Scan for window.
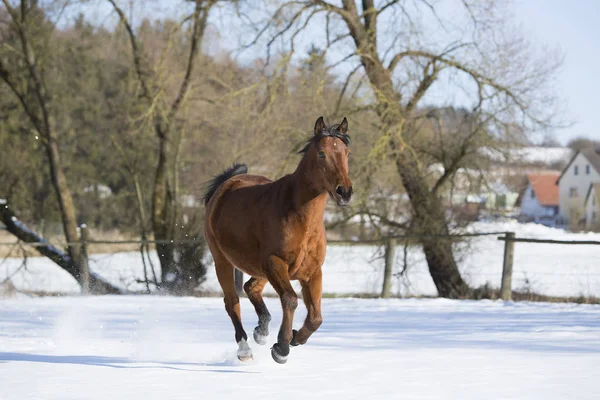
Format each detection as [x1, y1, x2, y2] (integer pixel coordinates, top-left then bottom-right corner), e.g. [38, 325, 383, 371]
[586, 165, 590, 175]
[569, 187, 578, 198]
[574, 165, 578, 175]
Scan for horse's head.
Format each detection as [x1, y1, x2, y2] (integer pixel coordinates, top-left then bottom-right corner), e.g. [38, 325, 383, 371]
[302, 116, 353, 207]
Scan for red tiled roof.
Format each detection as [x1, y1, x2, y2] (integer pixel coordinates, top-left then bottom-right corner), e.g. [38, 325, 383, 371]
[528, 174, 559, 206]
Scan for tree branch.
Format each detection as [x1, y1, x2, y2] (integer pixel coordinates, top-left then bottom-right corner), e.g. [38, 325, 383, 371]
[0, 60, 44, 135]
[107, 0, 152, 102]
[166, 0, 214, 129]
[405, 61, 440, 112]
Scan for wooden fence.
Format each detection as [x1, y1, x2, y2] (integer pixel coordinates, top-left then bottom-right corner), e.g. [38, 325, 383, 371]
[497, 234, 600, 300]
[2, 225, 600, 299]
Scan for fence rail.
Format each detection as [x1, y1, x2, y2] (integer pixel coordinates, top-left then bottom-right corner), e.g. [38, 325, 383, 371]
[498, 237, 600, 245]
[0, 239, 206, 246]
[2, 227, 599, 299]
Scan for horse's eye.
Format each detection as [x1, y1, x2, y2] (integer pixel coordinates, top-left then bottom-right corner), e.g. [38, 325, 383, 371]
[318, 151, 326, 159]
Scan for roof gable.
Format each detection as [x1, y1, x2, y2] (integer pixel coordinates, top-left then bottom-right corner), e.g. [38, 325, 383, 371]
[527, 173, 559, 206]
[557, 148, 600, 184]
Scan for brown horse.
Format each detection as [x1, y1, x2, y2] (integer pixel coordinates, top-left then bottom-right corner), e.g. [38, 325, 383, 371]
[203, 116, 352, 364]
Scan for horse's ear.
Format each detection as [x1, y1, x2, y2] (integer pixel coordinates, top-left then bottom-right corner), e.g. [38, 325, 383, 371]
[339, 117, 348, 134]
[314, 116, 326, 135]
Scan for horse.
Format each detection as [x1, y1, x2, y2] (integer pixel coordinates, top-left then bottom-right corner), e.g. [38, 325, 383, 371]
[203, 116, 353, 364]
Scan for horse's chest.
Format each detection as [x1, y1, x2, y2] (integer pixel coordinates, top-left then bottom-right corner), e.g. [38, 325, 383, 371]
[284, 226, 325, 279]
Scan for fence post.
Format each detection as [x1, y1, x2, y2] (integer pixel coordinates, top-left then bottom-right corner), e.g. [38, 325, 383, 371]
[79, 224, 90, 295]
[500, 232, 515, 301]
[234, 268, 244, 296]
[381, 237, 396, 298]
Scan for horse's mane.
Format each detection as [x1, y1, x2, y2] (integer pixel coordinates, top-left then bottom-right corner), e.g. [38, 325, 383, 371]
[203, 163, 248, 205]
[298, 123, 351, 154]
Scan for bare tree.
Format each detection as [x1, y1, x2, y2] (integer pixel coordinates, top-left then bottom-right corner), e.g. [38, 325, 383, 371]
[0, 0, 119, 293]
[243, 0, 561, 297]
[108, 0, 217, 293]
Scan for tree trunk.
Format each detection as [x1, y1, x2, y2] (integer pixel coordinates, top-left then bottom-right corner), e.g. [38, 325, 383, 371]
[46, 127, 83, 272]
[394, 153, 470, 298]
[108, 0, 213, 295]
[152, 134, 175, 288]
[348, 28, 471, 298]
[0, 202, 120, 294]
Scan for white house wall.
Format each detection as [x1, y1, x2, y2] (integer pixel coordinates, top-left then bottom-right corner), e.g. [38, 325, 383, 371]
[585, 187, 598, 229]
[520, 185, 547, 217]
[558, 153, 600, 223]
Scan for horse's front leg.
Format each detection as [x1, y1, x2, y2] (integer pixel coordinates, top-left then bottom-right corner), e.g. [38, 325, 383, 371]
[264, 255, 298, 364]
[292, 269, 323, 346]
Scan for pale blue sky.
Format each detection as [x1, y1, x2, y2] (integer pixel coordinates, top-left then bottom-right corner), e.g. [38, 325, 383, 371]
[513, 0, 600, 144]
[64, 0, 598, 145]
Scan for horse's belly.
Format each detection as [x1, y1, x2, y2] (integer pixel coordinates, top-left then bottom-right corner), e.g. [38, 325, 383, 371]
[218, 240, 265, 277]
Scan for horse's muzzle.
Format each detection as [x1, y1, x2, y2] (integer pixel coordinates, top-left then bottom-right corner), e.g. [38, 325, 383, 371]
[335, 185, 353, 206]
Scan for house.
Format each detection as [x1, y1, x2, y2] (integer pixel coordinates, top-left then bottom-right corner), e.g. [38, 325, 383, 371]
[481, 182, 519, 211]
[584, 183, 600, 230]
[518, 173, 560, 226]
[557, 147, 600, 227]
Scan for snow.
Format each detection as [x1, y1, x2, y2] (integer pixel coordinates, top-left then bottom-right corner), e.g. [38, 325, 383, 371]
[0, 296, 599, 399]
[1, 221, 600, 298]
[482, 147, 573, 165]
[510, 147, 573, 165]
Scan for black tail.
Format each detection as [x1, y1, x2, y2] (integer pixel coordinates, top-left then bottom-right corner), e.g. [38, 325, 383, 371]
[203, 163, 248, 205]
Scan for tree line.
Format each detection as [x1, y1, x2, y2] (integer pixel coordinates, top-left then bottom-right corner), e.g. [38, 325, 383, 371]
[0, 0, 561, 297]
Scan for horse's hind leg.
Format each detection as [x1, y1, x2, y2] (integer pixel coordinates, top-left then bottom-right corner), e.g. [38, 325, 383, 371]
[244, 277, 271, 345]
[212, 249, 252, 361]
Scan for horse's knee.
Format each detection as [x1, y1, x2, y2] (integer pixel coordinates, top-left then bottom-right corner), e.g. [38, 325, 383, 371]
[281, 292, 298, 311]
[223, 296, 240, 314]
[306, 315, 323, 332]
[243, 279, 253, 296]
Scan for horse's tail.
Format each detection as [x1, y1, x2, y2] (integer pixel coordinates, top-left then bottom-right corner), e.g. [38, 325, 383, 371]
[203, 163, 248, 205]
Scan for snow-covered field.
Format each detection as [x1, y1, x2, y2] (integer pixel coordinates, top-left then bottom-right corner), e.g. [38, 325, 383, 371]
[1, 221, 599, 298]
[1, 296, 599, 399]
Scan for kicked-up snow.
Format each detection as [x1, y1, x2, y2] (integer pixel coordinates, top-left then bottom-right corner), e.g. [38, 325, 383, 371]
[0, 296, 599, 399]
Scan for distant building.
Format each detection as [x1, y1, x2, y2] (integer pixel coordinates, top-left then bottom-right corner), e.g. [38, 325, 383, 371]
[556, 148, 600, 227]
[481, 182, 519, 211]
[584, 183, 600, 230]
[518, 173, 560, 227]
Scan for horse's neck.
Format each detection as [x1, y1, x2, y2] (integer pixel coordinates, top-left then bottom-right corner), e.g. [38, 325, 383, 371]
[288, 158, 327, 222]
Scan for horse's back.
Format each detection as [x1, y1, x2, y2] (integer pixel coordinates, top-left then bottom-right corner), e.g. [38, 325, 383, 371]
[205, 173, 274, 274]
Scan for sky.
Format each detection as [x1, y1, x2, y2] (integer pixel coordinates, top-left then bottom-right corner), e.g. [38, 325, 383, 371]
[59, 0, 599, 146]
[512, 0, 600, 144]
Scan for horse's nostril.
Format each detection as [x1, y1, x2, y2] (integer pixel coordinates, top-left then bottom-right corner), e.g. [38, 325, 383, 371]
[336, 185, 344, 196]
[348, 186, 353, 196]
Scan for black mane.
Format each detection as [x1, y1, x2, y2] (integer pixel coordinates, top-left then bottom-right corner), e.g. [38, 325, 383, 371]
[298, 123, 351, 154]
[203, 163, 248, 205]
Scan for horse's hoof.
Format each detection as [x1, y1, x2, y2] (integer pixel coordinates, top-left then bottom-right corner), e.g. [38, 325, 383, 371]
[237, 352, 253, 362]
[237, 339, 253, 362]
[271, 343, 289, 364]
[253, 327, 268, 345]
[290, 329, 300, 347]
